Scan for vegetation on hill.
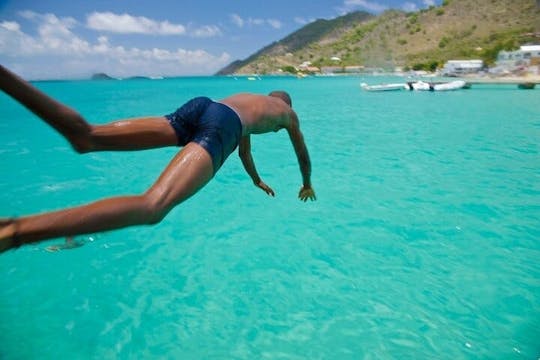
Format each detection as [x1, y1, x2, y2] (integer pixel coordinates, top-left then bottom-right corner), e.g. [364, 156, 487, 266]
[91, 72, 115, 80]
[217, 0, 540, 75]
[217, 11, 373, 75]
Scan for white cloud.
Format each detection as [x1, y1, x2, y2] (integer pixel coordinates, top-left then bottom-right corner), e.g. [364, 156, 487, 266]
[86, 12, 185, 35]
[423, 0, 436, 6]
[38, 13, 86, 52]
[0, 11, 230, 78]
[0, 19, 45, 56]
[0, 21, 21, 31]
[2, 12, 87, 55]
[341, 0, 388, 13]
[18, 10, 39, 20]
[250, 18, 265, 26]
[249, 17, 282, 28]
[402, 2, 418, 12]
[192, 25, 222, 38]
[230, 13, 244, 27]
[267, 19, 282, 29]
[229, 13, 282, 29]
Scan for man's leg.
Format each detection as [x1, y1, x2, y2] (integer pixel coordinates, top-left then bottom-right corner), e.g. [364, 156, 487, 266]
[0, 65, 177, 152]
[0, 142, 214, 252]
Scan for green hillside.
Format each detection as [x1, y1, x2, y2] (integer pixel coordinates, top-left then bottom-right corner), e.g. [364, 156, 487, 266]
[217, 0, 540, 75]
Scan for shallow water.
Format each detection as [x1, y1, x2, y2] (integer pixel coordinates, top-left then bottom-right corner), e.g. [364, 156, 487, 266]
[1, 76, 539, 359]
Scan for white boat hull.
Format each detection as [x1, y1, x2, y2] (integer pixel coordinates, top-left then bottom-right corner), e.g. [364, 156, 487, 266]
[407, 80, 467, 91]
[361, 80, 468, 92]
[361, 83, 407, 91]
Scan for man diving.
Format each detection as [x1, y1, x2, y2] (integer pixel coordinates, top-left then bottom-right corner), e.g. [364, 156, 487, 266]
[0, 65, 316, 252]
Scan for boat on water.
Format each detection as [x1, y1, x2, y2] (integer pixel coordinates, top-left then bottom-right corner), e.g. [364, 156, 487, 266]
[517, 82, 536, 90]
[406, 80, 468, 91]
[361, 80, 468, 92]
[360, 82, 407, 91]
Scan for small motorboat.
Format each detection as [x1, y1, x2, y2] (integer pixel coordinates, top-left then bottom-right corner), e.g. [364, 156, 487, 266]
[406, 80, 468, 91]
[360, 82, 407, 91]
[517, 82, 535, 90]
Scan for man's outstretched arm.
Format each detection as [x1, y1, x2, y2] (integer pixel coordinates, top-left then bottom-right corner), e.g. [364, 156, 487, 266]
[0, 65, 177, 152]
[238, 135, 275, 196]
[0, 64, 92, 151]
[287, 113, 316, 201]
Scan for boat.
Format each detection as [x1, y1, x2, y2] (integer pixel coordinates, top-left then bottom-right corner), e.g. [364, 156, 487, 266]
[406, 81, 430, 91]
[406, 80, 468, 91]
[361, 80, 468, 92]
[360, 82, 407, 91]
[432, 80, 468, 91]
[517, 82, 535, 90]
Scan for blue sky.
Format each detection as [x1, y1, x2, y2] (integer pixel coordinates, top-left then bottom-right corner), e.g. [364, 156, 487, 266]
[0, 0, 440, 79]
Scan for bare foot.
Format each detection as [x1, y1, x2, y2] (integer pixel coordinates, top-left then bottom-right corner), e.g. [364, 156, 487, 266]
[0, 218, 18, 253]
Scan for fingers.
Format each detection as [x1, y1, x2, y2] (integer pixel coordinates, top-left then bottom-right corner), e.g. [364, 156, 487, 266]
[266, 187, 275, 197]
[298, 188, 316, 201]
[257, 181, 275, 197]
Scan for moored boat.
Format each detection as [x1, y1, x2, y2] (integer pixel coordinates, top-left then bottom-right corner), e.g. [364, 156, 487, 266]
[406, 80, 468, 91]
[361, 80, 468, 92]
[360, 82, 407, 91]
[517, 82, 535, 89]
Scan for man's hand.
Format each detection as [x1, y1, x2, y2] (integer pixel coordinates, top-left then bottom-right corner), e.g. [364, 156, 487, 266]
[298, 186, 316, 202]
[256, 180, 275, 197]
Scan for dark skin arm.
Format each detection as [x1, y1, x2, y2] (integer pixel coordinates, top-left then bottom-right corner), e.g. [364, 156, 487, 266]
[238, 111, 315, 201]
[287, 113, 316, 201]
[238, 135, 275, 196]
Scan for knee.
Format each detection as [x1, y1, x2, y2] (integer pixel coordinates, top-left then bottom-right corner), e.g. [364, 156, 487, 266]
[140, 195, 170, 225]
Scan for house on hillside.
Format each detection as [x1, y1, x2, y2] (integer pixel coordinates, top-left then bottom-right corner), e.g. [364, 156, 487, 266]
[320, 65, 370, 74]
[491, 45, 540, 75]
[344, 66, 364, 73]
[321, 66, 343, 74]
[441, 60, 484, 76]
[298, 61, 320, 73]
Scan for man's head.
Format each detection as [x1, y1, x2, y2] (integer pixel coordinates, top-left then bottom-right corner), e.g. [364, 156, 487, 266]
[269, 90, 292, 107]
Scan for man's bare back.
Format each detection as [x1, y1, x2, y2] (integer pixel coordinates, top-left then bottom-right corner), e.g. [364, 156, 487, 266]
[220, 93, 294, 135]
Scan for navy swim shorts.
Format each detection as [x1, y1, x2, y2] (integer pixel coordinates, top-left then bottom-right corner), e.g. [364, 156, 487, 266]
[165, 97, 242, 174]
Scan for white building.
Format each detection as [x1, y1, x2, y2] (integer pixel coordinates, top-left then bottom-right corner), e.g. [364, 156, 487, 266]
[441, 60, 484, 76]
[494, 45, 540, 72]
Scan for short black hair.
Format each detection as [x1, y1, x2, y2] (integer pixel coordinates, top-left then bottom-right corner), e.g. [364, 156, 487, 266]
[269, 90, 292, 107]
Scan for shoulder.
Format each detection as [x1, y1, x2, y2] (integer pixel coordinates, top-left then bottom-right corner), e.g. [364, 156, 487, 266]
[280, 103, 297, 124]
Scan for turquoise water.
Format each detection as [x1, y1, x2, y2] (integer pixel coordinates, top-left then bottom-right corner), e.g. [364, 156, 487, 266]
[0, 76, 539, 359]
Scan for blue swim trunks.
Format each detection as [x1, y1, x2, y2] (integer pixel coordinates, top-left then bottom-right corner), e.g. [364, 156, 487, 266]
[165, 97, 242, 174]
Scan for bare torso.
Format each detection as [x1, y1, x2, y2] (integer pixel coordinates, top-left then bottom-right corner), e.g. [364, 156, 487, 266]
[219, 93, 293, 136]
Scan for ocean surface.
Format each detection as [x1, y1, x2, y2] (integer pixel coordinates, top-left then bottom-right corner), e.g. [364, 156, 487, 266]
[0, 75, 539, 359]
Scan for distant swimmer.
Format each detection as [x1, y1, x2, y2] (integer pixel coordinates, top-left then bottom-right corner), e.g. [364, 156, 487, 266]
[0, 65, 316, 253]
[45, 237, 85, 252]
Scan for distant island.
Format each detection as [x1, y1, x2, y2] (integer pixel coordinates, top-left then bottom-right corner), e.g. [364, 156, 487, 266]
[90, 73, 165, 80]
[91, 73, 115, 80]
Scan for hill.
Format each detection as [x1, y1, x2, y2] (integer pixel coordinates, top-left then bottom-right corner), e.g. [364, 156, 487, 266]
[91, 72, 115, 80]
[216, 11, 374, 75]
[217, 0, 540, 75]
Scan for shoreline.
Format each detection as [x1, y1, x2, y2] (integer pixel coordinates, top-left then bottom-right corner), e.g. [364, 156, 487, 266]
[457, 74, 540, 85]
